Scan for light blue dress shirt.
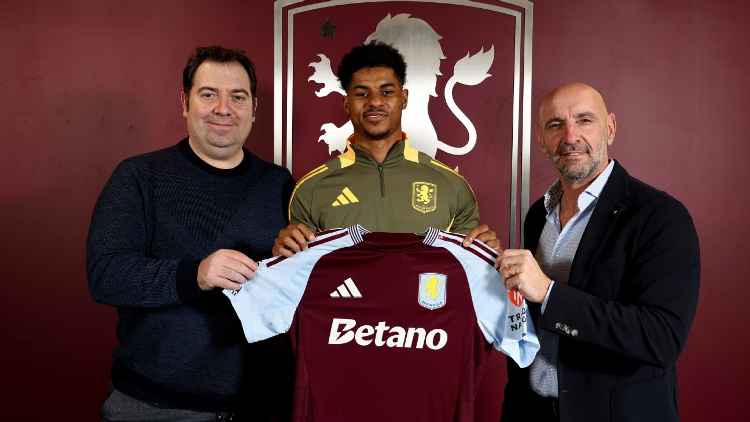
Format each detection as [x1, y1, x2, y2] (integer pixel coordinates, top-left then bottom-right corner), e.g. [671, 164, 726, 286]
[529, 160, 614, 398]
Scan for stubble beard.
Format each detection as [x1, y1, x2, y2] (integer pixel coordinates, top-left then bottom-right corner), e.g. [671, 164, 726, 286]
[549, 143, 600, 183]
[556, 156, 599, 182]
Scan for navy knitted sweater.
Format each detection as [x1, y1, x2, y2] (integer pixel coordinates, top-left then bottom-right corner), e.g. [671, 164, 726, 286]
[87, 139, 294, 412]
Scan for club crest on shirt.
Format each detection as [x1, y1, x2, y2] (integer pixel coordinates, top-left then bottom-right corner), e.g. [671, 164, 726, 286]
[508, 289, 524, 307]
[412, 182, 437, 214]
[418, 273, 447, 310]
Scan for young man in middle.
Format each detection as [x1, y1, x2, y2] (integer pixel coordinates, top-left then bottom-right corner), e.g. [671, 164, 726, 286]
[273, 41, 499, 255]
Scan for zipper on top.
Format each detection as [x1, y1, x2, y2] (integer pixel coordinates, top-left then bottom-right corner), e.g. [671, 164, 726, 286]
[377, 164, 385, 197]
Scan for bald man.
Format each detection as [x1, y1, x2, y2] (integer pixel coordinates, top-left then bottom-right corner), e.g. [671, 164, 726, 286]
[498, 83, 700, 422]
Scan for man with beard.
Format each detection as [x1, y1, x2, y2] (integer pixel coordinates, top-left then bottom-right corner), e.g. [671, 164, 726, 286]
[273, 41, 498, 255]
[498, 82, 700, 422]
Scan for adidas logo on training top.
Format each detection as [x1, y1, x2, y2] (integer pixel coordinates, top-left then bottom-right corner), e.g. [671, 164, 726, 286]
[332, 187, 359, 207]
[330, 278, 362, 298]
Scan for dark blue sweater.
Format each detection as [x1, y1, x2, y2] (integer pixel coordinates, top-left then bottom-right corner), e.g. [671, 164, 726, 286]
[87, 139, 294, 414]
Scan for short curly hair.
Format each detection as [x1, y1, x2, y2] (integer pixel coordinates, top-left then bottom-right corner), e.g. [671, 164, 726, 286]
[337, 41, 407, 91]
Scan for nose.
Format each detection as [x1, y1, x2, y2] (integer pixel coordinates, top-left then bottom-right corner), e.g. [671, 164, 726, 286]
[213, 94, 231, 116]
[562, 121, 579, 143]
[367, 92, 385, 107]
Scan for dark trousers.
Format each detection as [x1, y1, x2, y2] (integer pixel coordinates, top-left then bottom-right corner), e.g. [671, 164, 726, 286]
[528, 394, 559, 421]
[502, 388, 559, 422]
[101, 389, 236, 422]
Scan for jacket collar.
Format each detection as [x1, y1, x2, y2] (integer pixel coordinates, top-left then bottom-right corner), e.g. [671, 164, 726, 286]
[525, 160, 632, 289]
[343, 132, 419, 167]
[567, 160, 632, 288]
[543, 160, 615, 216]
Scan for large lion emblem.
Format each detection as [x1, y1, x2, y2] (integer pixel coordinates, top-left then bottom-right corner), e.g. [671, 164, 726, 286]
[307, 13, 495, 158]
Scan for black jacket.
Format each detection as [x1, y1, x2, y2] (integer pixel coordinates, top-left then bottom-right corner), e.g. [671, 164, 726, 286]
[502, 161, 700, 422]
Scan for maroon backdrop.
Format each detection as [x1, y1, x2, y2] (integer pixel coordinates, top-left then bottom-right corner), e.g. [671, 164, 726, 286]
[0, 1, 277, 419]
[1, 1, 747, 420]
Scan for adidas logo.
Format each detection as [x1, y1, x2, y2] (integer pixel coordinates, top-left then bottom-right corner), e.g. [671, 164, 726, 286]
[330, 278, 362, 298]
[332, 187, 359, 207]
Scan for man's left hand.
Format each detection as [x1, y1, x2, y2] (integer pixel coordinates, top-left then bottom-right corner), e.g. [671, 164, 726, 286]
[496, 249, 552, 303]
[463, 223, 501, 251]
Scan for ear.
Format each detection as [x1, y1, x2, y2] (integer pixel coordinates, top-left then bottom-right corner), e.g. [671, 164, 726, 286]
[343, 94, 350, 114]
[606, 112, 617, 146]
[180, 91, 188, 117]
[535, 130, 545, 153]
[534, 120, 544, 147]
[535, 124, 551, 157]
[252, 97, 258, 121]
[402, 88, 408, 109]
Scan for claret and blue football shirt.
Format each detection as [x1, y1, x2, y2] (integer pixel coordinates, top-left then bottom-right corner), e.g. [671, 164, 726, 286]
[224, 225, 539, 422]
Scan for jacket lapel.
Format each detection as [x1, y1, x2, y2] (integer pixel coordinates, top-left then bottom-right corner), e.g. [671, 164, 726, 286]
[523, 202, 546, 253]
[568, 161, 630, 289]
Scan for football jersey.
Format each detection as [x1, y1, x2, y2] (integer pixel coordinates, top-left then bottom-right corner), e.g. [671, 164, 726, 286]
[224, 226, 539, 422]
[288, 137, 480, 234]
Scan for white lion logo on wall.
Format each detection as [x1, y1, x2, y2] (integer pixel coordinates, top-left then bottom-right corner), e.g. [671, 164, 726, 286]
[308, 13, 494, 158]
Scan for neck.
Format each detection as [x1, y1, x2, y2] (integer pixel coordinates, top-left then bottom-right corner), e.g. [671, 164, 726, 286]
[188, 138, 244, 169]
[353, 131, 403, 163]
[557, 160, 609, 211]
[559, 181, 588, 205]
[557, 180, 589, 230]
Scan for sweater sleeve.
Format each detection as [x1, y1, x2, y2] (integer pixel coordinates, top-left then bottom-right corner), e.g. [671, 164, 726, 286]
[87, 160, 200, 307]
[447, 175, 480, 235]
[288, 176, 320, 231]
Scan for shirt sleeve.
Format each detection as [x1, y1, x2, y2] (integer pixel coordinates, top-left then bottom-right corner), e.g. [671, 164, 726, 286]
[436, 235, 540, 368]
[223, 256, 309, 343]
[540, 280, 555, 314]
[446, 176, 480, 235]
[223, 228, 355, 343]
[288, 177, 320, 231]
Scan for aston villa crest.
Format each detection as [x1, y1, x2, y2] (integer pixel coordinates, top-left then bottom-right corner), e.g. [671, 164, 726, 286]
[418, 273, 447, 310]
[412, 182, 437, 214]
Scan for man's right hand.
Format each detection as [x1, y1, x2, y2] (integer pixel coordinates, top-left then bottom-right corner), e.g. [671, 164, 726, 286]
[272, 223, 316, 257]
[197, 249, 258, 291]
[496, 249, 552, 304]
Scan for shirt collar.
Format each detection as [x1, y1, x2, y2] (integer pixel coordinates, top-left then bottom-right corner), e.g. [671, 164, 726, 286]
[347, 132, 409, 166]
[543, 160, 615, 214]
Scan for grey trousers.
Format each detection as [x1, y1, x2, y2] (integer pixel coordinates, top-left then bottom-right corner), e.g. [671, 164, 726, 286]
[101, 388, 236, 422]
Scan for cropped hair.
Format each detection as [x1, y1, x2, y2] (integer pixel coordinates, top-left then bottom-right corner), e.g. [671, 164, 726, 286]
[337, 41, 407, 91]
[182, 46, 257, 98]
